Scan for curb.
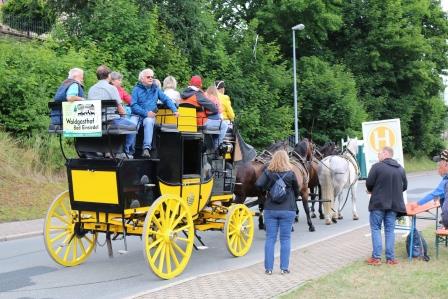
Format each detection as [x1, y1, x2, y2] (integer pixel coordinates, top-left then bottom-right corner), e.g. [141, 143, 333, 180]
[0, 231, 42, 242]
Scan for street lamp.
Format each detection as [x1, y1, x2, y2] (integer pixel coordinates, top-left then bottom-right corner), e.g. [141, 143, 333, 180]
[292, 23, 305, 144]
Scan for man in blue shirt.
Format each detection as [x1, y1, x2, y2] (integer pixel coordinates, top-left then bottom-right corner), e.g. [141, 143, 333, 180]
[125, 68, 178, 158]
[409, 149, 448, 208]
[409, 149, 448, 227]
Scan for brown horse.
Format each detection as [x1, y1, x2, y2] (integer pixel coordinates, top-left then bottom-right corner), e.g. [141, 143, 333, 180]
[234, 139, 316, 232]
[290, 138, 315, 232]
[233, 141, 288, 230]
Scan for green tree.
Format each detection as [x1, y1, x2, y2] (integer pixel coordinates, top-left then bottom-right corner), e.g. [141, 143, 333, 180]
[298, 56, 367, 143]
[329, 0, 448, 154]
[227, 26, 294, 147]
[254, 0, 343, 59]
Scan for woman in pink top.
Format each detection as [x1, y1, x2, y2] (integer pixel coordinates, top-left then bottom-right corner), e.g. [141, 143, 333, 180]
[110, 71, 132, 104]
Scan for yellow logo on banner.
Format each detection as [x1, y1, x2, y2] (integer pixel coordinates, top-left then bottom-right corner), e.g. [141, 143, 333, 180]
[368, 125, 396, 153]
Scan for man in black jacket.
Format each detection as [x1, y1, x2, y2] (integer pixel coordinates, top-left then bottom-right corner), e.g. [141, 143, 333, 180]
[366, 146, 407, 266]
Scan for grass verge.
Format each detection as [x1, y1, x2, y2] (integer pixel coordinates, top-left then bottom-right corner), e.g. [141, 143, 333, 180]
[404, 155, 437, 173]
[0, 131, 66, 222]
[281, 229, 448, 299]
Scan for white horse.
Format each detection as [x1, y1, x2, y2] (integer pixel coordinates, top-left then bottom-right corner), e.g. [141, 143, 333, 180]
[317, 138, 360, 225]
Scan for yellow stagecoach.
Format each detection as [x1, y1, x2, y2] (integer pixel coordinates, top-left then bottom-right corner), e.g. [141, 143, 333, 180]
[44, 99, 254, 279]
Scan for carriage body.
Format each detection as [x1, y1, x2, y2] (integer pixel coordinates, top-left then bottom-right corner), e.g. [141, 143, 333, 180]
[44, 100, 254, 279]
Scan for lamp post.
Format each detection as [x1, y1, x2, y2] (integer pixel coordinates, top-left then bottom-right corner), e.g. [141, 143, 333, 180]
[292, 23, 305, 144]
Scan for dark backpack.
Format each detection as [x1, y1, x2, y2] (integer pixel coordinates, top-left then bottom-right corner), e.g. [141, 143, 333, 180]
[268, 172, 288, 204]
[406, 228, 430, 261]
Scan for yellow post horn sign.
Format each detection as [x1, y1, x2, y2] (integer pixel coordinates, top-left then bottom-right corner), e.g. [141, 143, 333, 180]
[368, 125, 396, 153]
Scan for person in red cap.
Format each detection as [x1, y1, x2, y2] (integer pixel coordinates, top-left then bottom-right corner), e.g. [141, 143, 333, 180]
[180, 75, 228, 149]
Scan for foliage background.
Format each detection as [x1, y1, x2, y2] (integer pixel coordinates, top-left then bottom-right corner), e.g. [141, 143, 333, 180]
[1, 0, 447, 156]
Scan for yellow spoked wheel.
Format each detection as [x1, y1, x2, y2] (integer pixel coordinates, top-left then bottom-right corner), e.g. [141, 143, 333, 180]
[143, 195, 194, 280]
[44, 191, 97, 267]
[225, 204, 254, 257]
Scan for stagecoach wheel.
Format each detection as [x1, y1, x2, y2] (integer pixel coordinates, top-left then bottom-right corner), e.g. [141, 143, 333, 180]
[44, 191, 97, 267]
[142, 194, 194, 280]
[224, 204, 254, 257]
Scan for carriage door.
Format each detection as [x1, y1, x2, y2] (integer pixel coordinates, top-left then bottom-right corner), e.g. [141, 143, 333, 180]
[181, 134, 204, 216]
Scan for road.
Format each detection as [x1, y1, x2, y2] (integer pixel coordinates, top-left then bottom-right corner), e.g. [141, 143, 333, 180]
[0, 171, 440, 299]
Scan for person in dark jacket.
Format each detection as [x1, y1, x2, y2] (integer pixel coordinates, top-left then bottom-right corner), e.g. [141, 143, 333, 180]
[50, 68, 84, 126]
[365, 146, 407, 266]
[255, 150, 299, 275]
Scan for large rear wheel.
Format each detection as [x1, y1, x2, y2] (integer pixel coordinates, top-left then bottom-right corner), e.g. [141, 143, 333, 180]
[43, 191, 97, 266]
[142, 195, 194, 279]
[225, 204, 254, 257]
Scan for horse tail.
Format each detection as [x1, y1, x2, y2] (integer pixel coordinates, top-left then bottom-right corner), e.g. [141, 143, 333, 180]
[317, 158, 334, 220]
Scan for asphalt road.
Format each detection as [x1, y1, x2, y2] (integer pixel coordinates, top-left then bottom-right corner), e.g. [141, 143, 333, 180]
[0, 171, 440, 299]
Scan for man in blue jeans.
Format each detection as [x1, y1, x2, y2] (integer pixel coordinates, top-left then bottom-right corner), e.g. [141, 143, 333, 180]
[408, 149, 448, 227]
[125, 68, 178, 158]
[366, 146, 407, 265]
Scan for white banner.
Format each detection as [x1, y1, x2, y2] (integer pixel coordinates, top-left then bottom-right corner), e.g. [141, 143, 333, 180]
[362, 118, 404, 173]
[62, 100, 102, 137]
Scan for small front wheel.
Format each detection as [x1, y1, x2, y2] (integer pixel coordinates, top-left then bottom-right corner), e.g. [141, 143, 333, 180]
[142, 195, 194, 279]
[43, 191, 97, 266]
[225, 204, 254, 257]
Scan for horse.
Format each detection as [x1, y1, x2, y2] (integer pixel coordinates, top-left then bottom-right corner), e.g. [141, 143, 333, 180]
[233, 141, 289, 229]
[289, 138, 316, 231]
[309, 141, 340, 219]
[234, 139, 316, 232]
[317, 138, 360, 225]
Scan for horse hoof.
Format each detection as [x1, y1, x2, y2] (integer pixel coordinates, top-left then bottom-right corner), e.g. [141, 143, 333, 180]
[338, 215, 343, 220]
[258, 223, 265, 230]
[309, 226, 315, 232]
[325, 220, 332, 225]
[291, 226, 295, 232]
[319, 214, 325, 220]
[294, 216, 299, 223]
[353, 216, 359, 220]
[332, 218, 338, 224]
[311, 213, 316, 219]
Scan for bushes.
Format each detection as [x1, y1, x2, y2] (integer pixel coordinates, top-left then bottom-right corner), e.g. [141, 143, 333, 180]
[0, 37, 89, 136]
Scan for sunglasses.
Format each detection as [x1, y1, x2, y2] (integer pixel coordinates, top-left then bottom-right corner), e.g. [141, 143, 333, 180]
[146, 75, 154, 79]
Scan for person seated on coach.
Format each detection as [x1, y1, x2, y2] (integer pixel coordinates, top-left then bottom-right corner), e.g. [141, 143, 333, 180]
[88, 65, 126, 118]
[408, 149, 448, 228]
[51, 68, 85, 125]
[125, 68, 178, 158]
[110, 71, 132, 118]
[215, 80, 235, 128]
[180, 75, 227, 150]
[205, 84, 228, 148]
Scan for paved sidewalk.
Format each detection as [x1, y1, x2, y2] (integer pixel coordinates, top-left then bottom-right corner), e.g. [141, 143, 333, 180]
[133, 219, 436, 299]
[134, 225, 373, 299]
[0, 219, 43, 242]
